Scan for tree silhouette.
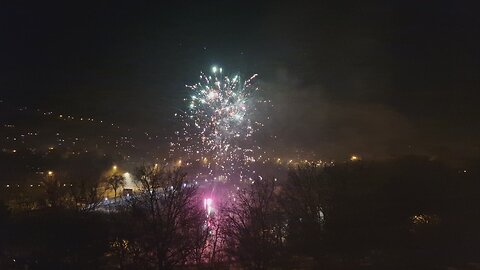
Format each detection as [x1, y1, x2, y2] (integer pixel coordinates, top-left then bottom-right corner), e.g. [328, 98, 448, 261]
[282, 164, 330, 259]
[121, 165, 208, 269]
[41, 173, 64, 208]
[107, 173, 126, 200]
[221, 177, 286, 269]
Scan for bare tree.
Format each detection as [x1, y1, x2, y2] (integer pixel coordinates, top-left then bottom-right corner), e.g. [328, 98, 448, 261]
[221, 177, 286, 269]
[125, 164, 208, 269]
[41, 173, 65, 208]
[63, 154, 110, 211]
[68, 176, 105, 212]
[107, 174, 126, 200]
[282, 164, 331, 258]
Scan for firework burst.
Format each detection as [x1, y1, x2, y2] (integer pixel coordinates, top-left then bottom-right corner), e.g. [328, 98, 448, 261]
[171, 66, 268, 182]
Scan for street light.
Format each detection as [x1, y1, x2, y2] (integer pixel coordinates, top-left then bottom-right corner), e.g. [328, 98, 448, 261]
[48, 171, 54, 176]
[113, 165, 117, 171]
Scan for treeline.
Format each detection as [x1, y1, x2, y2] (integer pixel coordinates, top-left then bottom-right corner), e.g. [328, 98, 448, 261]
[1, 156, 480, 269]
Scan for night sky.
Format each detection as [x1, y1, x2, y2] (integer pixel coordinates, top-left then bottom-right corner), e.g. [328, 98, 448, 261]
[1, 1, 479, 160]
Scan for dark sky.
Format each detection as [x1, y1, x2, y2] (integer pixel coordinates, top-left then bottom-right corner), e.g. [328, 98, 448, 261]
[1, 1, 479, 160]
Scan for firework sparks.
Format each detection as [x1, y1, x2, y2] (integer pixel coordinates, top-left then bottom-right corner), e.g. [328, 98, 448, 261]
[171, 66, 268, 182]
